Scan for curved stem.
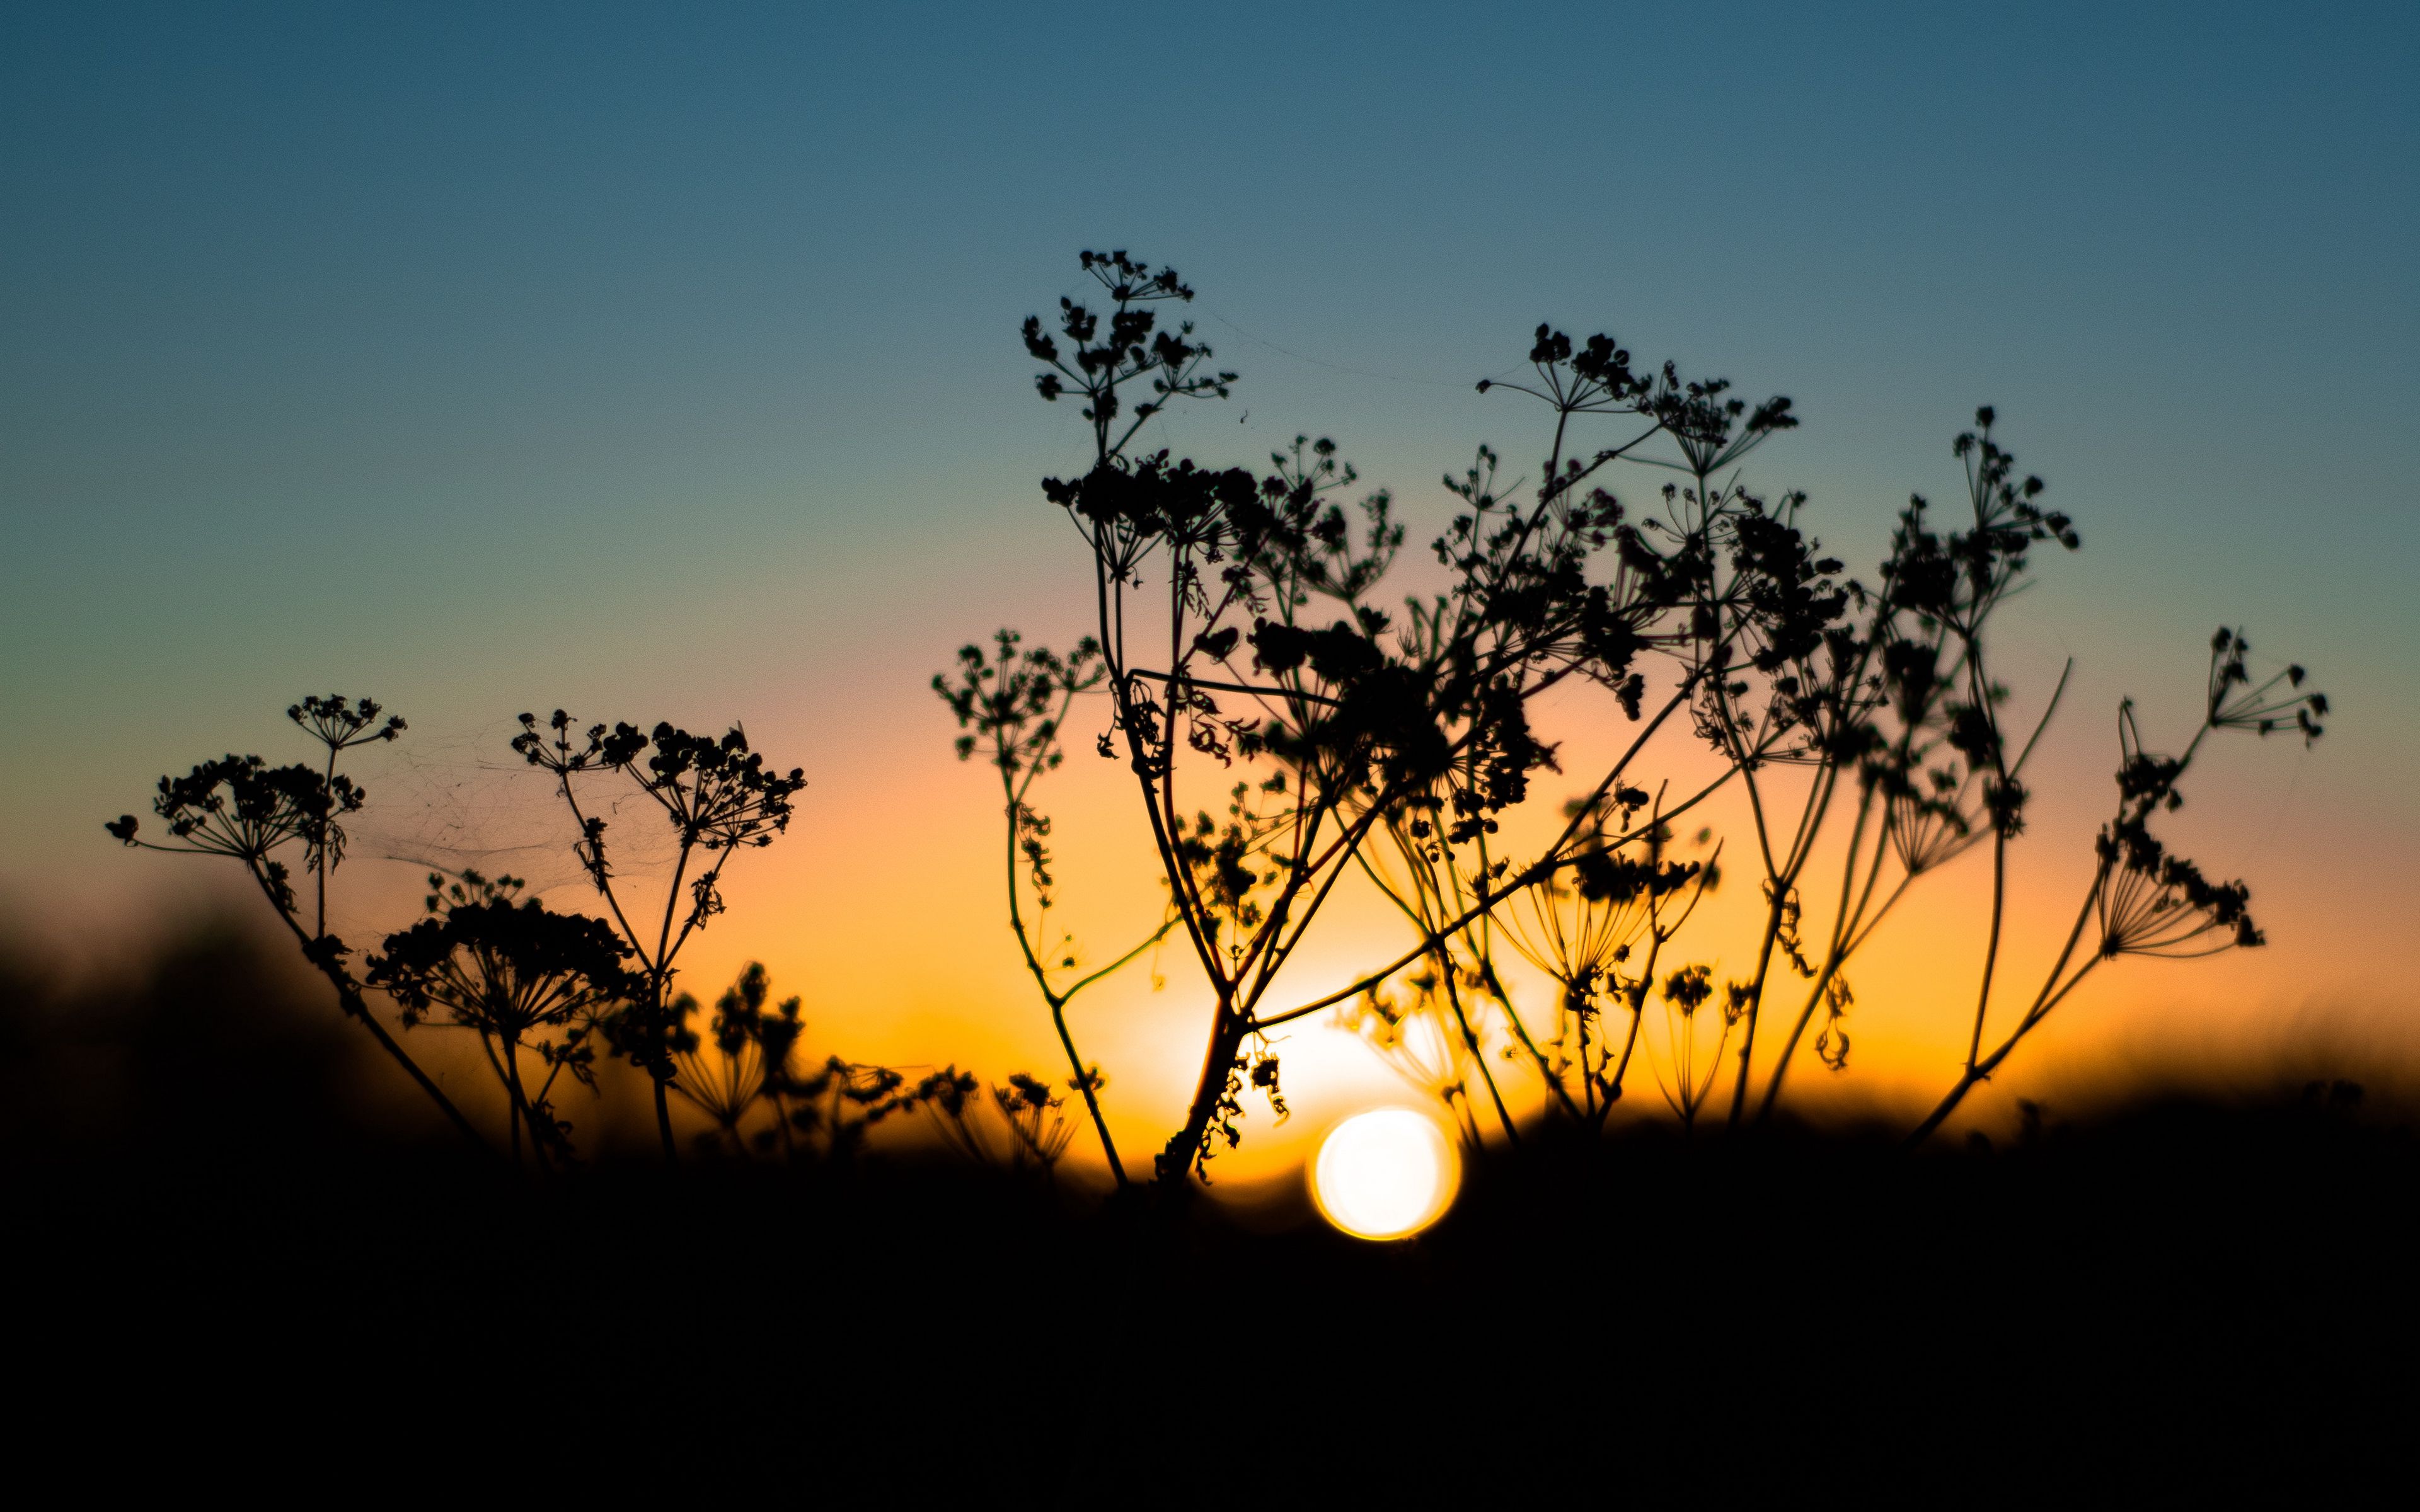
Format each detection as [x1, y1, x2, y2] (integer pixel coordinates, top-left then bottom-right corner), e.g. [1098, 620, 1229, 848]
[653, 1075, 677, 1162]
[250, 862, 492, 1155]
[503, 1034, 527, 1169]
[1440, 950, 1519, 1145]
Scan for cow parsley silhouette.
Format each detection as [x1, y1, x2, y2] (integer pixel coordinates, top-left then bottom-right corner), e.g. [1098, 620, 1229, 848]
[935, 629, 1175, 1186]
[1907, 626, 2327, 1143]
[105, 697, 487, 1150]
[996, 253, 2331, 1165]
[366, 869, 635, 1167]
[511, 711, 805, 1160]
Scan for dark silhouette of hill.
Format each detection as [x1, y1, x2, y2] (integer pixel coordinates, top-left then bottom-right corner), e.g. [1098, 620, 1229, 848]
[1, 914, 388, 1164]
[5, 920, 2409, 1492]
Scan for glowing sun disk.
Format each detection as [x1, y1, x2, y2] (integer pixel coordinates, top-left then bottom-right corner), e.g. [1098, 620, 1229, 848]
[1311, 1107, 1459, 1240]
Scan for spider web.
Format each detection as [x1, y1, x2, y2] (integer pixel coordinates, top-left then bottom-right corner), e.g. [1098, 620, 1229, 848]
[341, 720, 682, 906]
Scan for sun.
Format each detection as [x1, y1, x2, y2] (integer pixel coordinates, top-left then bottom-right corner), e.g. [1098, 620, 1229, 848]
[1311, 1107, 1460, 1240]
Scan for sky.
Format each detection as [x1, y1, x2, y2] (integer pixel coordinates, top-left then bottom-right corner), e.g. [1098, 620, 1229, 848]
[4, 1, 2414, 1171]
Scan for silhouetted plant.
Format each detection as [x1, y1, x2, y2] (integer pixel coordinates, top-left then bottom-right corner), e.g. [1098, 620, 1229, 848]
[366, 869, 635, 1167]
[1006, 252, 2327, 1162]
[1299, 335, 1862, 1138]
[1730, 411, 2082, 1123]
[993, 1071, 1079, 1172]
[1906, 627, 2326, 1142]
[1337, 967, 1487, 1150]
[1503, 804, 1720, 1131]
[1323, 391, 2322, 1147]
[793, 1055, 915, 1162]
[661, 962, 814, 1157]
[511, 711, 806, 1160]
[643, 960, 954, 1164]
[105, 697, 488, 1150]
[935, 629, 1175, 1186]
[911, 1065, 991, 1164]
[1015, 253, 1775, 1179]
[1649, 961, 1731, 1131]
[96, 261, 2335, 1195]
[909, 1065, 1079, 1177]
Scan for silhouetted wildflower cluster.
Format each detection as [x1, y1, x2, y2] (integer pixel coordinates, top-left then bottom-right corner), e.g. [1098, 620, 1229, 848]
[101, 252, 2334, 1181]
[367, 870, 633, 1166]
[935, 629, 1173, 1187]
[106, 697, 485, 1149]
[107, 696, 1088, 1171]
[510, 709, 807, 1159]
[934, 251, 2332, 1177]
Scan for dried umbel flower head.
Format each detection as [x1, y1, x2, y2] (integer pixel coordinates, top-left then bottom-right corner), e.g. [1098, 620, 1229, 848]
[510, 707, 810, 1160]
[2207, 627, 2327, 743]
[367, 872, 637, 1038]
[512, 713, 805, 847]
[1506, 830, 1698, 1009]
[667, 962, 811, 1154]
[107, 755, 363, 910]
[2094, 839, 2260, 958]
[366, 872, 635, 1162]
[103, 698, 490, 1152]
[935, 629, 1106, 777]
[2089, 701, 2268, 960]
[1024, 249, 1231, 457]
[287, 694, 405, 750]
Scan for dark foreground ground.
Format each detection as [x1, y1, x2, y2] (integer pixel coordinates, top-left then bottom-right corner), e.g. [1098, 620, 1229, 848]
[8, 922, 2416, 1496]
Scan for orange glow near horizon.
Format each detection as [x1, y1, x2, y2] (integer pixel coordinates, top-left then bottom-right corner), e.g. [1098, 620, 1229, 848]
[50, 643, 2395, 1187]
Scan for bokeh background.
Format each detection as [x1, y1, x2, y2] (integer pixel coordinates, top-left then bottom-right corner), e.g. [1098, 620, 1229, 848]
[6, 1, 2414, 1177]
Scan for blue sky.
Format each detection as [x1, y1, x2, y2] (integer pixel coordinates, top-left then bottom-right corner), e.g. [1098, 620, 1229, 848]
[4, 3, 2413, 1113]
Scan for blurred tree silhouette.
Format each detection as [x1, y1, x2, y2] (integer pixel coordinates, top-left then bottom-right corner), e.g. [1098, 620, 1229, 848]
[1, 917, 372, 1160]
